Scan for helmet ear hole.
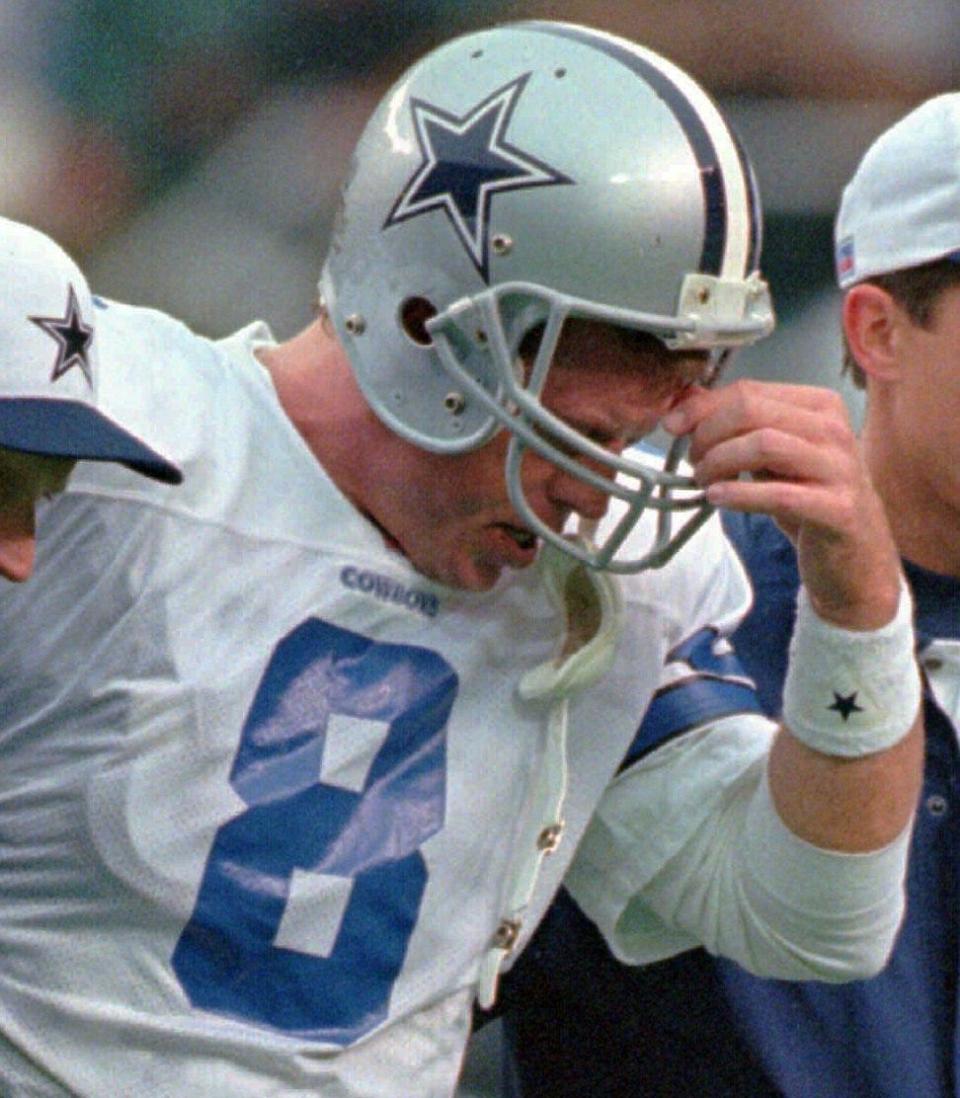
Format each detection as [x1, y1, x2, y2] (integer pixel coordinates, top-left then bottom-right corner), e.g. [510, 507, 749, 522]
[400, 297, 438, 346]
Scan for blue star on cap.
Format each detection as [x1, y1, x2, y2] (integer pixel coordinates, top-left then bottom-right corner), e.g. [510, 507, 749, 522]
[384, 73, 573, 281]
[30, 284, 94, 386]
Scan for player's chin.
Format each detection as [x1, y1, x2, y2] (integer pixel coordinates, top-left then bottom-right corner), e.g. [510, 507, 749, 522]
[447, 548, 528, 592]
[471, 548, 541, 590]
[454, 556, 507, 592]
[431, 528, 542, 591]
[410, 547, 501, 592]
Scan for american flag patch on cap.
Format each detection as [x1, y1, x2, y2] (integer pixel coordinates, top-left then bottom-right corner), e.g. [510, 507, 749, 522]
[836, 236, 855, 279]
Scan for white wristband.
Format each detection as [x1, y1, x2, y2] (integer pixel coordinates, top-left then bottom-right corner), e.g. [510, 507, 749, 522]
[782, 578, 921, 757]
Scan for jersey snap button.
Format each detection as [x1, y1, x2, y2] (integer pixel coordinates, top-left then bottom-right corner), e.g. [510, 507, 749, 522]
[492, 918, 521, 952]
[926, 794, 948, 817]
[537, 823, 564, 853]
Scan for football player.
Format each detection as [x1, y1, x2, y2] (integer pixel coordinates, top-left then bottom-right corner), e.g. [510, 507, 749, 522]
[501, 92, 960, 1098]
[0, 217, 180, 581]
[0, 23, 922, 1097]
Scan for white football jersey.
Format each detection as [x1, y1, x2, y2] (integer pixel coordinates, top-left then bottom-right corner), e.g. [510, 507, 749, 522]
[0, 300, 772, 1097]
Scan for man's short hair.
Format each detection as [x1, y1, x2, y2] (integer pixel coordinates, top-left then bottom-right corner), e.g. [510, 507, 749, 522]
[842, 257, 960, 388]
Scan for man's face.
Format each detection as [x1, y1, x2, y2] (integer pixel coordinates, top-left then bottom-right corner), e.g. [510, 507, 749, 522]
[0, 448, 75, 582]
[894, 283, 960, 505]
[383, 319, 710, 591]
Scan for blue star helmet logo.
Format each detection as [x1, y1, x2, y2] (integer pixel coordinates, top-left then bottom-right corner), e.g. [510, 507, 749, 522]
[384, 73, 573, 282]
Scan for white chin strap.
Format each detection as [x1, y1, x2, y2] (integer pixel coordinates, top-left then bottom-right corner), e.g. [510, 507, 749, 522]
[477, 536, 623, 1008]
[518, 534, 624, 701]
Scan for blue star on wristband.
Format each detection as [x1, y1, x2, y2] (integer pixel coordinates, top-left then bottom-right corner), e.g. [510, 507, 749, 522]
[828, 691, 864, 721]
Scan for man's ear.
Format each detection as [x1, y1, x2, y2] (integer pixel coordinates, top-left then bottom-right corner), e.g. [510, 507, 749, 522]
[842, 283, 905, 383]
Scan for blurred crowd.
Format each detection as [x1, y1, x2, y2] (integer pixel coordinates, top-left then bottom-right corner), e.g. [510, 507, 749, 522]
[2, 0, 958, 349]
[0, 0, 958, 416]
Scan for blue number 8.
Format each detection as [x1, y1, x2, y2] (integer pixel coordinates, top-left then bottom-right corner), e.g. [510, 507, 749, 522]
[173, 618, 457, 1044]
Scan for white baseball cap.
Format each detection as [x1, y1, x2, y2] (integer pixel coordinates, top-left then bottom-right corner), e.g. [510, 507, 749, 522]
[835, 93, 960, 289]
[0, 217, 181, 483]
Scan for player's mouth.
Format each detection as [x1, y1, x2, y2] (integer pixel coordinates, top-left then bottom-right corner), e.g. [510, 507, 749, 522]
[488, 521, 539, 567]
[499, 523, 537, 550]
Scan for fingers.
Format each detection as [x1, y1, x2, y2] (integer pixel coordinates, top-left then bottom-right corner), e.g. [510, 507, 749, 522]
[664, 380, 861, 517]
[663, 380, 851, 467]
[695, 425, 850, 494]
[661, 379, 902, 630]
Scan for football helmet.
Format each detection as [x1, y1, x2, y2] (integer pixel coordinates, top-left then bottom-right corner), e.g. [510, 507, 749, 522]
[320, 20, 774, 571]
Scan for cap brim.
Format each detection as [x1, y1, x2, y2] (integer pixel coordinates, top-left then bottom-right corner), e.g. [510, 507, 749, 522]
[0, 398, 182, 484]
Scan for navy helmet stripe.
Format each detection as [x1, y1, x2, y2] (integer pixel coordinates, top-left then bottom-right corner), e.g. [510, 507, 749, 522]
[520, 20, 727, 276]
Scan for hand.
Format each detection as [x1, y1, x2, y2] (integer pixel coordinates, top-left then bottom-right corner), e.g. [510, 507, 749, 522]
[662, 380, 902, 630]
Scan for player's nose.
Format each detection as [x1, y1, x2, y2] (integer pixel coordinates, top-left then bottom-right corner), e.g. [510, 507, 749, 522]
[0, 505, 38, 582]
[545, 460, 612, 523]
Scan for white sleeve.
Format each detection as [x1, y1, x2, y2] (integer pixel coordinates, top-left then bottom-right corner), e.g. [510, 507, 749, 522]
[565, 715, 910, 980]
[564, 520, 910, 982]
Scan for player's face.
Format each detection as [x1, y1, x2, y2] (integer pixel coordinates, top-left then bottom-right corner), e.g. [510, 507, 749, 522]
[0, 448, 75, 582]
[390, 319, 710, 590]
[894, 283, 960, 503]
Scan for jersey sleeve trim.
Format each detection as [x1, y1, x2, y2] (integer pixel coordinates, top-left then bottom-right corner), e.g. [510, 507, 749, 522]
[621, 674, 763, 770]
[620, 624, 764, 770]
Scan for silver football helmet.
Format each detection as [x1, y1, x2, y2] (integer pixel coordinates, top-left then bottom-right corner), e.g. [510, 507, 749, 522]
[320, 20, 774, 571]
